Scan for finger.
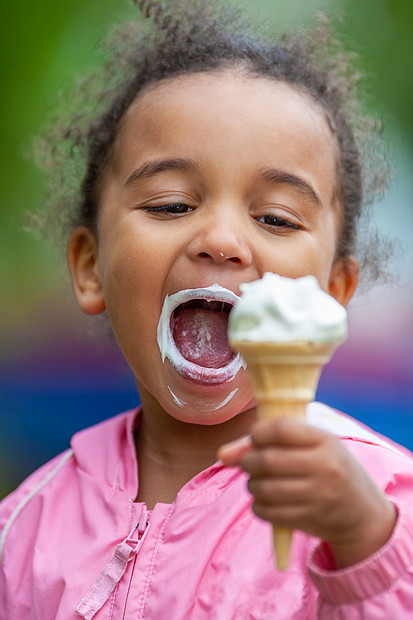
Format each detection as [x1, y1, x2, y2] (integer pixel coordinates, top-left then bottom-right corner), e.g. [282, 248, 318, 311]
[217, 435, 253, 466]
[247, 476, 315, 505]
[251, 418, 329, 448]
[241, 446, 315, 477]
[252, 501, 311, 529]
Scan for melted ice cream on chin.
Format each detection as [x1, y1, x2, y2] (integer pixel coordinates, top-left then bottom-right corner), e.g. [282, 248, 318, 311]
[157, 284, 246, 385]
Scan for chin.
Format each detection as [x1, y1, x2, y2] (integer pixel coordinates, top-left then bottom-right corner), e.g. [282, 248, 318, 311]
[159, 367, 255, 426]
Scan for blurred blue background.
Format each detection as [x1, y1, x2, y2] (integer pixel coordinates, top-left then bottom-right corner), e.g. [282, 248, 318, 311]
[1, 0, 412, 499]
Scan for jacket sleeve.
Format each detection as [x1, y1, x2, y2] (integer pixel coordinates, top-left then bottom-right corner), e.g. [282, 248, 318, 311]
[307, 436, 413, 619]
[0, 449, 74, 615]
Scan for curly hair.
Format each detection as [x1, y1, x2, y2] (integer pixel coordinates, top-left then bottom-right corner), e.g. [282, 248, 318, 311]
[33, 0, 391, 282]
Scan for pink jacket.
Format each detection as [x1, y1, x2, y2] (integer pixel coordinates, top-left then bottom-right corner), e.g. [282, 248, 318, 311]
[1, 403, 413, 619]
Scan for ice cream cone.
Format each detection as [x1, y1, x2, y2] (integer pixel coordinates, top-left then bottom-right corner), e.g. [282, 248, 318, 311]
[230, 339, 338, 570]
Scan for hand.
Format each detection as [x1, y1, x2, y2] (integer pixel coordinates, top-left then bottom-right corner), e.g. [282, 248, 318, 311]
[218, 418, 397, 568]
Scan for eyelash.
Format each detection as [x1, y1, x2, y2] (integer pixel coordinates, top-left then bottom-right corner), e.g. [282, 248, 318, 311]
[256, 215, 301, 230]
[144, 203, 192, 215]
[144, 204, 301, 230]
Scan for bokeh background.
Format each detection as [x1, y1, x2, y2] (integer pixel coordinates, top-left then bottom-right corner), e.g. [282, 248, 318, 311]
[1, 0, 412, 500]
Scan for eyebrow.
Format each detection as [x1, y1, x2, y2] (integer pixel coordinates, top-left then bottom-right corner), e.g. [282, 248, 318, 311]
[124, 158, 201, 187]
[124, 159, 323, 208]
[254, 167, 322, 208]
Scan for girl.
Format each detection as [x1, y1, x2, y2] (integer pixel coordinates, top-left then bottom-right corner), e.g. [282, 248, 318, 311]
[1, 1, 413, 618]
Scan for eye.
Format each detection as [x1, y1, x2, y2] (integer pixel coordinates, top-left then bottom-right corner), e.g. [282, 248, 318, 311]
[144, 203, 193, 216]
[256, 215, 301, 230]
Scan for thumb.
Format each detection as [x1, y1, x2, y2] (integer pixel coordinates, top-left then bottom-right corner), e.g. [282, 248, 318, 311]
[217, 435, 253, 466]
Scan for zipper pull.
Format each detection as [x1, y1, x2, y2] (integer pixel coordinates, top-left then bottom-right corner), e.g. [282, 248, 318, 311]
[124, 511, 151, 556]
[75, 513, 151, 620]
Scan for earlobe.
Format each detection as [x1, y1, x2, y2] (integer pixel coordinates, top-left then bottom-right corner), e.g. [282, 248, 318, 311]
[67, 227, 106, 315]
[328, 256, 359, 307]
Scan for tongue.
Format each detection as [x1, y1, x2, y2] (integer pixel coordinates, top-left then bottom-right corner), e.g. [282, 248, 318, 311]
[172, 307, 234, 368]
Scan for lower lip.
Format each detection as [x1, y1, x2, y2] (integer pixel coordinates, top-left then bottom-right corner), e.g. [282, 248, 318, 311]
[169, 353, 243, 386]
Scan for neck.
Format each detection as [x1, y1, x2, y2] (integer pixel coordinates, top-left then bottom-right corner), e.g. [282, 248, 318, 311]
[134, 385, 256, 508]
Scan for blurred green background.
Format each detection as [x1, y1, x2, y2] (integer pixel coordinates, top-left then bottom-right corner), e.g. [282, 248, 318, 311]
[1, 0, 413, 499]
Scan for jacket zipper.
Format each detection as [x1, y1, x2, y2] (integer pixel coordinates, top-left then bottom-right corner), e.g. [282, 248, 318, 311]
[125, 508, 151, 557]
[75, 508, 151, 620]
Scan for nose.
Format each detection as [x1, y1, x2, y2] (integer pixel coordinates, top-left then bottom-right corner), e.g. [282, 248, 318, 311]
[186, 206, 253, 267]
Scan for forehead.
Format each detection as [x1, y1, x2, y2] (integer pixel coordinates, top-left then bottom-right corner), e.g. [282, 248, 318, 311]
[111, 70, 339, 203]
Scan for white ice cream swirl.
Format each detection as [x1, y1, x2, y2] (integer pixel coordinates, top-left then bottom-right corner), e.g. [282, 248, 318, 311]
[228, 273, 347, 343]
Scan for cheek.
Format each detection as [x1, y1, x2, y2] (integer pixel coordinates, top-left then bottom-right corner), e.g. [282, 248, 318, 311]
[98, 239, 156, 342]
[99, 222, 159, 293]
[323, 204, 342, 253]
[317, 218, 342, 286]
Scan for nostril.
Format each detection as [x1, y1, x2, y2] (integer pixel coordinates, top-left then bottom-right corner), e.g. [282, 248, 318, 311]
[198, 251, 242, 263]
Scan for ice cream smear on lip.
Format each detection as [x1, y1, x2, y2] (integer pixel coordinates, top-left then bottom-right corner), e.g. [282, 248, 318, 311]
[228, 273, 347, 344]
[157, 284, 245, 384]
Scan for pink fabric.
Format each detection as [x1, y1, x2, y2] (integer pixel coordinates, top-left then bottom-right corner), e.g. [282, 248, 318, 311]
[75, 510, 152, 620]
[1, 404, 413, 619]
[308, 503, 413, 617]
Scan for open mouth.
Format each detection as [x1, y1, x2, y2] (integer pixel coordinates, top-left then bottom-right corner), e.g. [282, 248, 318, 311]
[157, 285, 245, 385]
[172, 299, 235, 368]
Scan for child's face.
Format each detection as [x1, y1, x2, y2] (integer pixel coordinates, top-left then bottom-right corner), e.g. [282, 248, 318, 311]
[69, 71, 358, 425]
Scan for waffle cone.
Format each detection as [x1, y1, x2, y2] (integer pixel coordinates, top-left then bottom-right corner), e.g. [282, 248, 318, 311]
[231, 340, 336, 420]
[230, 339, 338, 570]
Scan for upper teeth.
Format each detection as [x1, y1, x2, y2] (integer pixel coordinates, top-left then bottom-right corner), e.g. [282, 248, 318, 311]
[177, 299, 233, 313]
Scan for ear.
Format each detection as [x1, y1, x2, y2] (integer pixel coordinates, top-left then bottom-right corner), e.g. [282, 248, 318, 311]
[328, 256, 359, 307]
[67, 227, 106, 315]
